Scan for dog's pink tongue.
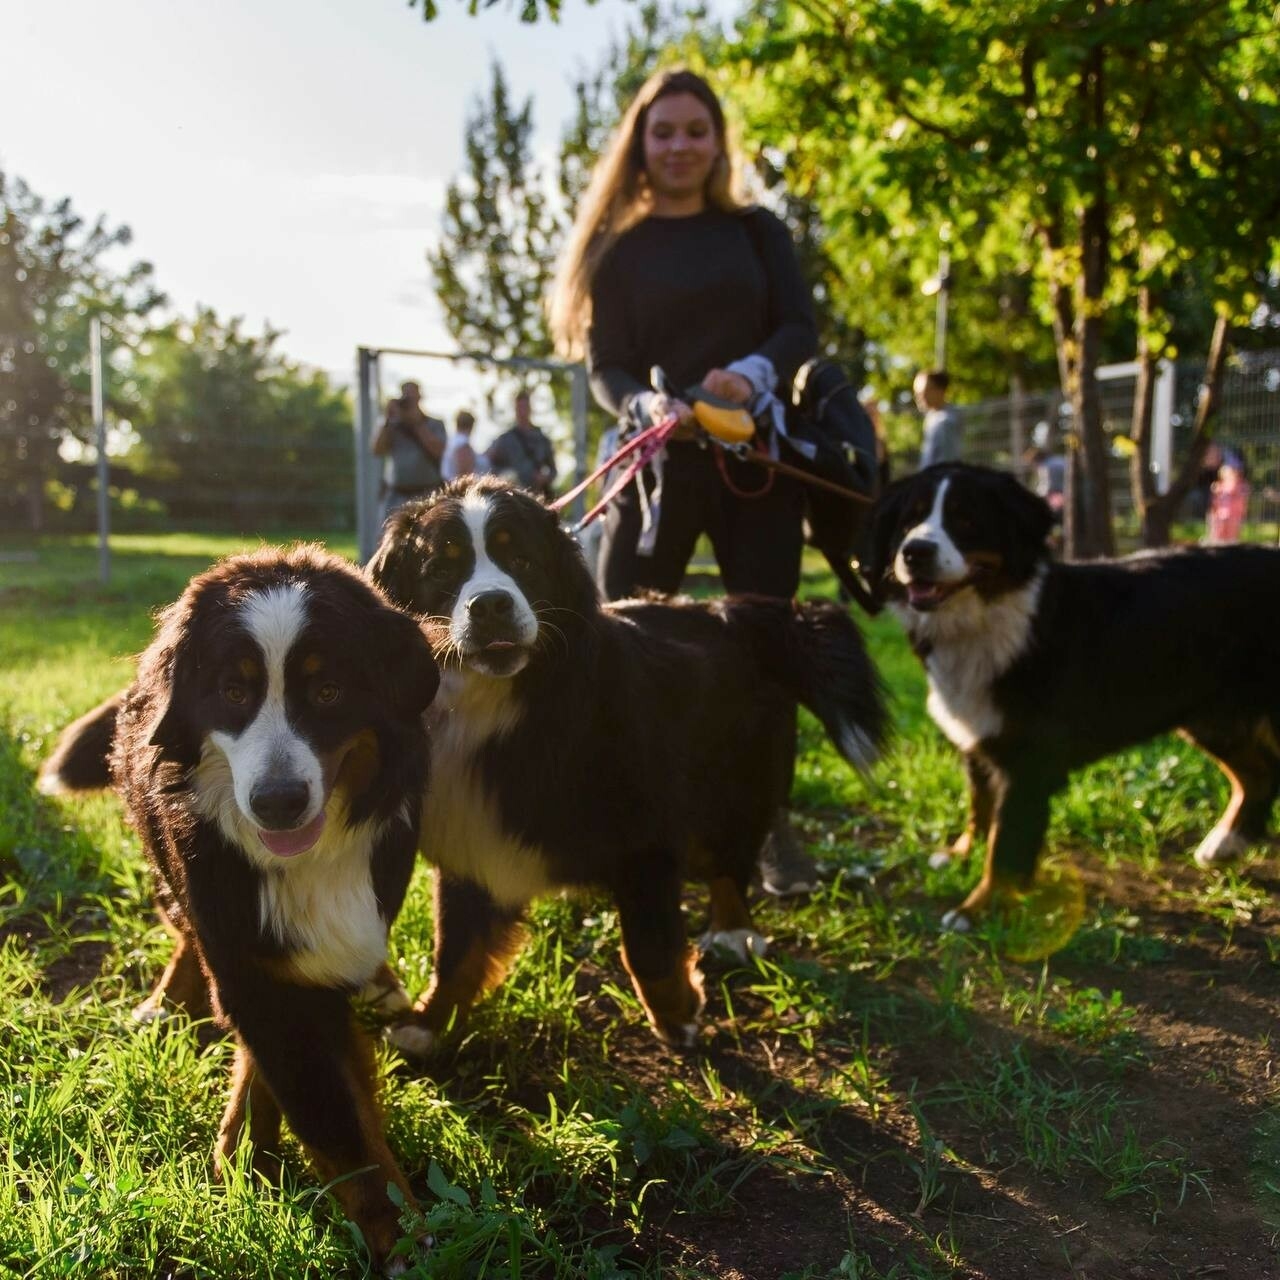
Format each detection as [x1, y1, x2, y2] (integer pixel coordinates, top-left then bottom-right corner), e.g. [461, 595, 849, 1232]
[258, 811, 326, 858]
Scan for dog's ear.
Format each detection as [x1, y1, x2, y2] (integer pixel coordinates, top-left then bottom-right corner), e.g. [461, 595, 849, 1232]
[146, 608, 203, 772]
[366, 504, 422, 612]
[989, 470, 1054, 578]
[372, 604, 440, 718]
[859, 475, 918, 607]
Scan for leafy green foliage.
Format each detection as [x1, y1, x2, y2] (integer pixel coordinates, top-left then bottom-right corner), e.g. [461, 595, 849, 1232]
[0, 170, 164, 532]
[126, 308, 355, 530]
[2, 540, 1275, 1276]
[430, 62, 562, 405]
[730, 0, 1280, 553]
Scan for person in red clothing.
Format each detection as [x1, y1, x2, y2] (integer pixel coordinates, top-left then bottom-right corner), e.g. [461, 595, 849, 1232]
[548, 66, 822, 895]
[1205, 451, 1251, 545]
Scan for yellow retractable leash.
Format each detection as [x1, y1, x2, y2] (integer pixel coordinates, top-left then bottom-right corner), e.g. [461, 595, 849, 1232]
[650, 365, 757, 444]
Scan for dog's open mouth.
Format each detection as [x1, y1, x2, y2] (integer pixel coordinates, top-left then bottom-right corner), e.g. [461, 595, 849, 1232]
[257, 810, 326, 858]
[466, 638, 531, 677]
[905, 577, 971, 611]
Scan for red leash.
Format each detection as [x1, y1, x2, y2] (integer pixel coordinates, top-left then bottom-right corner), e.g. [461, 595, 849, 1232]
[551, 415, 875, 532]
[709, 436, 876, 504]
[550, 416, 682, 531]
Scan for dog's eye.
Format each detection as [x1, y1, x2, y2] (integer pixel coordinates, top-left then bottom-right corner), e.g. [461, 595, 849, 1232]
[313, 682, 342, 707]
[222, 683, 248, 706]
[427, 559, 455, 582]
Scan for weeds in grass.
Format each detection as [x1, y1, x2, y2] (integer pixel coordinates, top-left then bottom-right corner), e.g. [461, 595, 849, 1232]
[0, 539, 1270, 1276]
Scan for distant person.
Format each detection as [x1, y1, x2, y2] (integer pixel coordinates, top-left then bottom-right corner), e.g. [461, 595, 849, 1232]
[1026, 421, 1066, 522]
[914, 368, 963, 468]
[1205, 450, 1250, 545]
[442, 409, 485, 482]
[372, 381, 447, 525]
[487, 390, 556, 498]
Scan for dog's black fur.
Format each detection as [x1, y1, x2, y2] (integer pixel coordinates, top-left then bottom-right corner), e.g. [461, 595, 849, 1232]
[865, 462, 1280, 926]
[369, 475, 887, 1050]
[40, 546, 438, 1270]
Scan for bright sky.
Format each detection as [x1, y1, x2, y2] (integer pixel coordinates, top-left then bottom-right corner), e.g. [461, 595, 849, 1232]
[0, 0, 686, 426]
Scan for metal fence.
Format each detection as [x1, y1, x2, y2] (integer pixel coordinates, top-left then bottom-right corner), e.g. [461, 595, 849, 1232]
[960, 348, 1280, 531]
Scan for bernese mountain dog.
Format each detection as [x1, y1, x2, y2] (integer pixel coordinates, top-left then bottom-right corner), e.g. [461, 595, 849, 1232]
[40, 547, 438, 1273]
[368, 475, 887, 1052]
[864, 462, 1280, 929]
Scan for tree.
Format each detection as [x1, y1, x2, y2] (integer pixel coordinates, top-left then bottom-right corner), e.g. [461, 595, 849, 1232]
[128, 308, 354, 529]
[429, 62, 563, 405]
[732, 0, 1280, 557]
[0, 171, 163, 530]
[408, 0, 573, 21]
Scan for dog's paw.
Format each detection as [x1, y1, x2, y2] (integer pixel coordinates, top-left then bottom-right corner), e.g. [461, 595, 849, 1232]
[655, 1020, 701, 1051]
[928, 850, 956, 870]
[385, 1023, 438, 1059]
[939, 908, 973, 933]
[699, 928, 768, 965]
[131, 1000, 169, 1025]
[357, 973, 413, 1018]
[1194, 826, 1249, 869]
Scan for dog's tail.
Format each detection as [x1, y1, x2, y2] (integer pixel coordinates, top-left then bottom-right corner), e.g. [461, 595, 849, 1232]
[719, 597, 889, 773]
[38, 693, 123, 795]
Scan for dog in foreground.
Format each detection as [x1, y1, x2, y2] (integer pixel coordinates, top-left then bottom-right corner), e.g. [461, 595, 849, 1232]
[40, 547, 438, 1273]
[864, 462, 1280, 928]
[370, 475, 888, 1051]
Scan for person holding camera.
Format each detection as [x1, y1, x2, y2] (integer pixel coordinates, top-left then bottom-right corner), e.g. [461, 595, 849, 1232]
[372, 381, 447, 525]
[486, 390, 557, 499]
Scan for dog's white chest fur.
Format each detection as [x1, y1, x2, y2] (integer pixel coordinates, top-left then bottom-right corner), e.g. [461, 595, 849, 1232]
[894, 574, 1043, 753]
[257, 824, 388, 988]
[422, 672, 554, 910]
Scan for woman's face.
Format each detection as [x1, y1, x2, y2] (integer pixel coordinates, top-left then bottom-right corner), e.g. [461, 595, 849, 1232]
[642, 92, 721, 202]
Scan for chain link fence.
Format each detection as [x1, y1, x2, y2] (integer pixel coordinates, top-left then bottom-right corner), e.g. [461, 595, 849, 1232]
[960, 348, 1280, 535]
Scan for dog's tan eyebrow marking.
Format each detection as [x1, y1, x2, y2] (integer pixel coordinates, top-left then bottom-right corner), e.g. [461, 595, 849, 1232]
[237, 657, 260, 680]
[491, 529, 511, 547]
[442, 541, 462, 560]
[301, 653, 324, 676]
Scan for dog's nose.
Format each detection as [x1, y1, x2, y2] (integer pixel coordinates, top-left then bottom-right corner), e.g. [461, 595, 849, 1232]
[901, 539, 937, 572]
[250, 779, 311, 829]
[467, 590, 514, 624]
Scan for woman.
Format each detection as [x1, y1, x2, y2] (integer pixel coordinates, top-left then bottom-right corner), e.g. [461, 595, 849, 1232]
[549, 66, 821, 894]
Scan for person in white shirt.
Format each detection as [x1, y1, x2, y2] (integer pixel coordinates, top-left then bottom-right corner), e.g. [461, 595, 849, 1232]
[442, 409, 486, 482]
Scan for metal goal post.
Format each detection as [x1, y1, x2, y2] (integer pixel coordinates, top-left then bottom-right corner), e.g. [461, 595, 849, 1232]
[353, 345, 590, 564]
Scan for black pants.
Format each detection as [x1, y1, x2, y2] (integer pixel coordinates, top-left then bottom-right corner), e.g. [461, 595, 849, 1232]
[597, 442, 805, 602]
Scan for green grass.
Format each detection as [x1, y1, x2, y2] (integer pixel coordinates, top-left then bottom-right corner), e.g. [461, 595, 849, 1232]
[2, 534, 1277, 1278]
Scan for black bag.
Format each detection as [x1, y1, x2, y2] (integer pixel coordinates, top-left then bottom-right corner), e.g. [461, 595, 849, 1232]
[783, 357, 881, 608]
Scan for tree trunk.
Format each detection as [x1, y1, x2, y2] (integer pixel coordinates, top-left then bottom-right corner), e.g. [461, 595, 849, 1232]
[1129, 279, 1162, 545]
[1140, 313, 1232, 545]
[1069, 35, 1115, 560]
[1071, 192, 1115, 559]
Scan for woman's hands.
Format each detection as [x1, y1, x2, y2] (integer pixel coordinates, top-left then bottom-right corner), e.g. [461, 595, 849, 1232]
[650, 393, 697, 439]
[701, 368, 753, 404]
[647, 368, 752, 440]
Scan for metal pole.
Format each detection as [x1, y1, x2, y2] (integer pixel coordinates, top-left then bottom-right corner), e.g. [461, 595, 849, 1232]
[354, 347, 375, 564]
[91, 317, 110, 585]
[1152, 358, 1175, 495]
[368, 351, 384, 556]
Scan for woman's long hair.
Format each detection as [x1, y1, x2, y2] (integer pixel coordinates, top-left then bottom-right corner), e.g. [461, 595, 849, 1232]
[547, 67, 745, 357]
